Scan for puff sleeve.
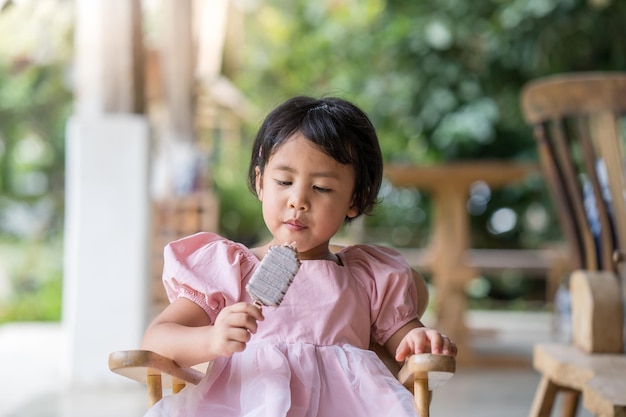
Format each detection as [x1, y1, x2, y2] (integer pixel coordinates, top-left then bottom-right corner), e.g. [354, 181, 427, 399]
[161, 232, 257, 323]
[344, 245, 420, 346]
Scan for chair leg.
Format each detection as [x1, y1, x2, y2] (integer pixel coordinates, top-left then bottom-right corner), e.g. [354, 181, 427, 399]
[147, 373, 163, 407]
[528, 375, 560, 417]
[172, 377, 186, 394]
[413, 378, 430, 417]
[560, 390, 580, 417]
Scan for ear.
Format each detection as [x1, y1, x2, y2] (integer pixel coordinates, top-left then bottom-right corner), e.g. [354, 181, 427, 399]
[255, 166, 263, 200]
[346, 204, 359, 220]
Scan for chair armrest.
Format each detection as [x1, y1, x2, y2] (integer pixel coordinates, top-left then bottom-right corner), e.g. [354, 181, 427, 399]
[397, 353, 456, 417]
[398, 353, 456, 391]
[108, 350, 207, 388]
[109, 350, 455, 390]
[109, 349, 455, 413]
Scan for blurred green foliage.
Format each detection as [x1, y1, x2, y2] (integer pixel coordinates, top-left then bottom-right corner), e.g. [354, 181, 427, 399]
[0, 62, 70, 228]
[0, 1, 72, 239]
[237, 0, 625, 162]
[0, 237, 63, 323]
[212, 141, 268, 246]
[229, 0, 626, 253]
[0, 1, 72, 321]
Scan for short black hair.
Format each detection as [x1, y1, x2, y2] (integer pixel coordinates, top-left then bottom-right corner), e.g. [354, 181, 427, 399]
[247, 96, 383, 220]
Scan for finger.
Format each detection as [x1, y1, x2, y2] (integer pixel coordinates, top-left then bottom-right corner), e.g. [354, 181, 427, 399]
[395, 341, 411, 362]
[209, 329, 248, 357]
[432, 333, 457, 355]
[226, 301, 250, 312]
[396, 330, 428, 361]
[227, 302, 265, 322]
[224, 312, 261, 334]
[245, 303, 265, 322]
[226, 327, 253, 344]
[413, 331, 429, 354]
[443, 339, 458, 356]
[426, 330, 445, 354]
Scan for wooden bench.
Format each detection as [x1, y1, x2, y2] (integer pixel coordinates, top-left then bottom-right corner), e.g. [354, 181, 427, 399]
[394, 246, 571, 365]
[528, 270, 626, 417]
[396, 247, 570, 301]
[531, 344, 626, 417]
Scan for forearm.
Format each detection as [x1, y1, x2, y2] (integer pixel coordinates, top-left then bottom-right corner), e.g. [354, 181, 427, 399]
[141, 322, 219, 367]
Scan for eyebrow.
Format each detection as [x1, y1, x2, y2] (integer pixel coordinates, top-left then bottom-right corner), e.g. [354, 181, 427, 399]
[271, 164, 341, 179]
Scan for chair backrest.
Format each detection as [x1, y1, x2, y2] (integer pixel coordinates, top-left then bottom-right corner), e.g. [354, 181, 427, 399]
[520, 72, 626, 345]
[521, 72, 626, 271]
[151, 192, 219, 317]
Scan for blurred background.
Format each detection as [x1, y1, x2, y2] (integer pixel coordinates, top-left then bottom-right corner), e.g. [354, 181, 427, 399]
[0, 0, 624, 415]
[3, 0, 626, 325]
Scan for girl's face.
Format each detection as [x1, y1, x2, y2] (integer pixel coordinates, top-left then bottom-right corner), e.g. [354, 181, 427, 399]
[255, 133, 358, 260]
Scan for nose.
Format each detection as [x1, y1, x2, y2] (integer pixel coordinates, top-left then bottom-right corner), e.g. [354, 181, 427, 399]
[288, 187, 309, 211]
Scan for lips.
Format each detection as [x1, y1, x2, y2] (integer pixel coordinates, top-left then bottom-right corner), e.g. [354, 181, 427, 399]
[284, 219, 306, 231]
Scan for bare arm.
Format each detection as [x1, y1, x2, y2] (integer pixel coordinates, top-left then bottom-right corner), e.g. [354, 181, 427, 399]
[141, 298, 264, 368]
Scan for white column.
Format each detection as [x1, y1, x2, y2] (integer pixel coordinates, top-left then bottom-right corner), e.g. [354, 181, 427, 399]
[62, 115, 150, 384]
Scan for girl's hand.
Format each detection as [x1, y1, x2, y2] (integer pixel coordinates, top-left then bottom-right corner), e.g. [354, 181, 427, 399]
[394, 327, 457, 362]
[208, 302, 264, 358]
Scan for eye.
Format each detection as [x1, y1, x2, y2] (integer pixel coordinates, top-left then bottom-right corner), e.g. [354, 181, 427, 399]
[313, 185, 332, 193]
[274, 179, 292, 186]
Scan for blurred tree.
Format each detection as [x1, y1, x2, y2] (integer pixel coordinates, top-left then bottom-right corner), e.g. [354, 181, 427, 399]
[0, 0, 72, 239]
[0, 62, 71, 237]
[236, 0, 625, 161]
[0, 0, 72, 322]
[230, 0, 626, 250]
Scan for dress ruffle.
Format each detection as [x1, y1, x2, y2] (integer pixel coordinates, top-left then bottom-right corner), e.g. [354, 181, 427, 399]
[146, 343, 418, 417]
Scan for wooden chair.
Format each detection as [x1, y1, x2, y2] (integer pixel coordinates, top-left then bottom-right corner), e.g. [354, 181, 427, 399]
[521, 72, 626, 417]
[521, 73, 626, 272]
[110, 232, 456, 417]
[149, 192, 219, 318]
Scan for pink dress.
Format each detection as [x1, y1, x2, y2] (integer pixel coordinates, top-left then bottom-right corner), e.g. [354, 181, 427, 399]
[145, 232, 421, 417]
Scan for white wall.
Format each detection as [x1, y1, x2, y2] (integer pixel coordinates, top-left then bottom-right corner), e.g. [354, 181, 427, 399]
[62, 115, 151, 385]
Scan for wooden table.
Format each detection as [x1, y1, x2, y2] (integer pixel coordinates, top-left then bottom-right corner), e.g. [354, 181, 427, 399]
[384, 161, 538, 362]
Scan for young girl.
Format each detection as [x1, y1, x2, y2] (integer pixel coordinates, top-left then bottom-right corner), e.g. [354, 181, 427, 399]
[141, 96, 457, 416]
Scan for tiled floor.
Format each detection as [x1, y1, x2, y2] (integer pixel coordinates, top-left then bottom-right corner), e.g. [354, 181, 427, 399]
[1, 311, 593, 417]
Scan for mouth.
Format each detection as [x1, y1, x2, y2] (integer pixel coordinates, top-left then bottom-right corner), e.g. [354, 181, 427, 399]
[284, 219, 307, 231]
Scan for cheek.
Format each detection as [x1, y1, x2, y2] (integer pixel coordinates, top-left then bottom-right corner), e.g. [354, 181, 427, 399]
[261, 198, 283, 227]
[260, 189, 280, 212]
